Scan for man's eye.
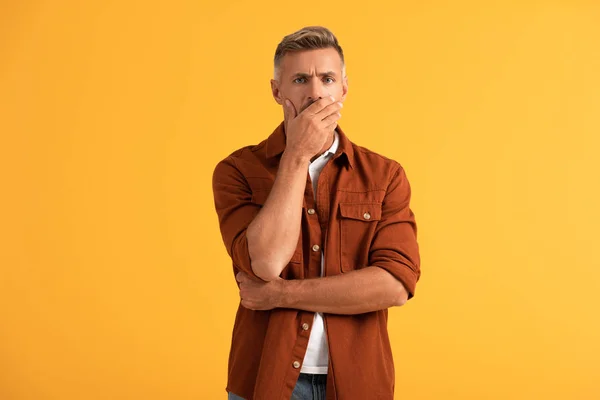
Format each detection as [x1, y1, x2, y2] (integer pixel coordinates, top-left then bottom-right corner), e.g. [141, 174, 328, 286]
[294, 78, 306, 84]
[324, 77, 335, 84]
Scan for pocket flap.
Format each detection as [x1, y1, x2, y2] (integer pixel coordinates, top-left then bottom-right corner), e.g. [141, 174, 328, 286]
[339, 202, 382, 221]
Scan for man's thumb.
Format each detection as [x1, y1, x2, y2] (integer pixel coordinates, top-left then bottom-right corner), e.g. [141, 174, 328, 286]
[284, 99, 296, 119]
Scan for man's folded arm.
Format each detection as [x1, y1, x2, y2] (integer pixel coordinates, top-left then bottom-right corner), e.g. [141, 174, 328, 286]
[277, 163, 421, 314]
[212, 154, 307, 281]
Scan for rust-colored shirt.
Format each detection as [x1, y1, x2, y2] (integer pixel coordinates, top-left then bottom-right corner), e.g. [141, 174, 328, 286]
[212, 122, 421, 400]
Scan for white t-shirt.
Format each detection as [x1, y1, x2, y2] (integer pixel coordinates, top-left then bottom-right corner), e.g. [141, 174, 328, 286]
[300, 130, 339, 374]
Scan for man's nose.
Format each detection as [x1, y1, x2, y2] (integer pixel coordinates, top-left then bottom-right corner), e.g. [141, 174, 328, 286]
[308, 80, 327, 101]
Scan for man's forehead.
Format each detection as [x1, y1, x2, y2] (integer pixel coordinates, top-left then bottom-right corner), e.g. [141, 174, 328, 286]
[279, 49, 343, 75]
[291, 70, 339, 77]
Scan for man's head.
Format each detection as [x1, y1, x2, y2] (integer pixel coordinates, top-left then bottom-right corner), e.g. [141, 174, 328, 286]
[270, 26, 348, 116]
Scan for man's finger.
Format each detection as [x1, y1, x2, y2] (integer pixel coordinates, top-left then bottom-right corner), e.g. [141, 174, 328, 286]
[321, 110, 342, 126]
[283, 99, 297, 121]
[236, 271, 244, 282]
[316, 99, 343, 120]
[324, 121, 338, 132]
[304, 95, 336, 116]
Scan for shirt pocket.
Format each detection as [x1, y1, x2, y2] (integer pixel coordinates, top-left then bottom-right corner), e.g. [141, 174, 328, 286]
[250, 189, 303, 264]
[338, 202, 382, 272]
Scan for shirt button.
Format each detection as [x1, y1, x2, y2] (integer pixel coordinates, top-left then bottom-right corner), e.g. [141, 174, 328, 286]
[293, 361, 301, 369]
[312, 244, 320, 252]
[302, 323, 310, 331]
[363, 212, 371, 220]
[307, 208, 316, 215]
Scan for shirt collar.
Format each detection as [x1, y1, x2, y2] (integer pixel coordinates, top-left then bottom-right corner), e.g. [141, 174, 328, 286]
[266, 121, 354, 169]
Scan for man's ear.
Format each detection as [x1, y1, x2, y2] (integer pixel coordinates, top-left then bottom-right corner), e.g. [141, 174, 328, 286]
[341, 75, 349, 102]
[270, 79, 283, 105]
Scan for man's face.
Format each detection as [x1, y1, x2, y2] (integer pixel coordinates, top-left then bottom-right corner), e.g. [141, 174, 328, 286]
[271, 48, 348, 115]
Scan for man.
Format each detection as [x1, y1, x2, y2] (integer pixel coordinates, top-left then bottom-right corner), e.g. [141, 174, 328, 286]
[212, 26, 421, 400]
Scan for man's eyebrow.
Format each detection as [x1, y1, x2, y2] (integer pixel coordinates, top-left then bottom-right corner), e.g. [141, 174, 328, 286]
[291, 71, 338, 78]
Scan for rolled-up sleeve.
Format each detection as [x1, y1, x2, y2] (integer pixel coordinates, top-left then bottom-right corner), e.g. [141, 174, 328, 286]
[212, 156, 263, 281]
[369, 164, 421, 299]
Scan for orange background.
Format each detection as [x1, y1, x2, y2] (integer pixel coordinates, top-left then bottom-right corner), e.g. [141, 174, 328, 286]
[1, 1, 599, 399]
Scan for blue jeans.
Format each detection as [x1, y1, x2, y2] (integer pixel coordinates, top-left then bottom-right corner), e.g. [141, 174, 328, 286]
[228, 373, 327, 400]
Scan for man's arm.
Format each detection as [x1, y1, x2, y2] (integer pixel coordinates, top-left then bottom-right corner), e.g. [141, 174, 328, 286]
[213, 98, 342, 282]
[212, 152, 306, 282]
[244, 152, 307, 281]
[236, 267, 408, 314]
[284, 163, 420, 313]
[236, 163, 420, 313]
[282, 266, 408, 314]
[243, 97, 343, 281]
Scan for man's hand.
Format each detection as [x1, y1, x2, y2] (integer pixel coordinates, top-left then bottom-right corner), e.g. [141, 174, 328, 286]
[236, 271, 285, 311]
[283, 96, 343, 160]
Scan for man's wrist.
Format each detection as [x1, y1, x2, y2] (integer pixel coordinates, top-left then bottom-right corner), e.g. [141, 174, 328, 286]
[278, 278, 298, 309]
[280, 150, 309, 170]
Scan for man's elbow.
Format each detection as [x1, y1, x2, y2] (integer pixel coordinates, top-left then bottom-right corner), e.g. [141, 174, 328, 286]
[251, 259, 284, 282]
[247, 231, 287, 281]
[393, 293, 408, 307]
[391, 281, 409, 307]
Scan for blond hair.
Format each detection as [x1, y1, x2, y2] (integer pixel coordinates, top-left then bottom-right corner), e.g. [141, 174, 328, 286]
[273, 26, 345, 80]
